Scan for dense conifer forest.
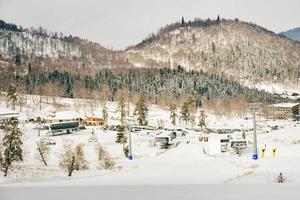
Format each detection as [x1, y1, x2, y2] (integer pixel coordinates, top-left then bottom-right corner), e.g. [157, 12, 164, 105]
[0, 66, 283, 106]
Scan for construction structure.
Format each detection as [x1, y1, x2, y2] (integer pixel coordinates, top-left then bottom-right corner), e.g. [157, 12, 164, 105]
[267, 103, 300, 120]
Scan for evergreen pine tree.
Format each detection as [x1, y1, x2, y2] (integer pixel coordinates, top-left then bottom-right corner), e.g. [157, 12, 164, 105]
[169, 103, 177, 126]
[180, 101, 190, 124]
[198, 110, 206, 130]
[134, 92, 148, 126]
[15, 53, 21, 66]
[118, 96, 126, 126]
[115, 125, 126, 144]
[7, 84, 18, 110]
[181, 17, 185, 27]
[0, 119, 23, 177]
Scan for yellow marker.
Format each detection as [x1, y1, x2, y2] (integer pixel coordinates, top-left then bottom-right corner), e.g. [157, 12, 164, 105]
[272, 148, 276, 158]
[261, 148, 265, 159]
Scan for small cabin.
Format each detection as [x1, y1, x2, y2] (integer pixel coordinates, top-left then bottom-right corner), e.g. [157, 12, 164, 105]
[85, 116, 105, 126]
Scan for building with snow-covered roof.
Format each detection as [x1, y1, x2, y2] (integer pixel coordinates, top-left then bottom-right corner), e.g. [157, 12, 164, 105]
[0, 107, 19, 128]
[85, 116, 105, 126]
[267, 103, 299, 120]
[44, 111, 84, 126]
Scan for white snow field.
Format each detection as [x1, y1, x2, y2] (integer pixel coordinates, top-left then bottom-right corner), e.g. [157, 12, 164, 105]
[0, 95, 300, 199]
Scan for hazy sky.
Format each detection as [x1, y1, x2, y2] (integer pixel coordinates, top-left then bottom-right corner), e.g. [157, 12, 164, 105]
[0, 0, 299, 49]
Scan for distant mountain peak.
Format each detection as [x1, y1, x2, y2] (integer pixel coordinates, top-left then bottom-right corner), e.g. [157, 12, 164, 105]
[280, 27, 300, 42]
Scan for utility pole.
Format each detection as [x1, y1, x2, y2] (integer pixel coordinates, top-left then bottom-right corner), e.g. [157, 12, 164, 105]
[252, 108, 258, 160]
[249, 100, 259, 160]
[128, 125, 133, 160]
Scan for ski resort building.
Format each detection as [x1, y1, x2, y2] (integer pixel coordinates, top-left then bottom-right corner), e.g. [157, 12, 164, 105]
[45, 111, 84, 127]
[46, 121, 80, 135]
[85, 116, 105, 126]
[267, 103, 300, 120]
[0, 108, 19, 128]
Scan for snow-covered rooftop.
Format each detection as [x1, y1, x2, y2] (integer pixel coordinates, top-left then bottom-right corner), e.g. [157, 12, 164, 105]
[0, 107, 19, 115]
[45, 111, 83, 120]
[269, 103, 299, 108]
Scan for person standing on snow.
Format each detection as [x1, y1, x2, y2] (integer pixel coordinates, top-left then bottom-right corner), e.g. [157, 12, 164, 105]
[277, 172, 285, 183]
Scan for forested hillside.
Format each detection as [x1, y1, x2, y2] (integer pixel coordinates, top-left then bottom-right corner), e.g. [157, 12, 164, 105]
[0, 66, 283, 107]
[0, 18, 298, 107]
[0, 20, 125, 70]
[126, 18, 300, 84]
[280, 27, 300, 43]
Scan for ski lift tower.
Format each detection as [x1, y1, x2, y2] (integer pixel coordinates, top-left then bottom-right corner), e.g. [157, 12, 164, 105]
[127, 125, 133, 160]
[249, 103, 259, 160]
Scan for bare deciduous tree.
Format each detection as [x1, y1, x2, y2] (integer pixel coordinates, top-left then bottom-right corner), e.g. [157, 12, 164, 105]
[59, 140, 89, 176]
[36, 140, 50, 166]
[96, 143, 115, 170]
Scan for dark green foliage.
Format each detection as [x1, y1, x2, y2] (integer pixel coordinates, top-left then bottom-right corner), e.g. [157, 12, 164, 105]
[116, 125, 126, 144]
[0, 20, 23, 32]
[134, 92, 148, 126]
[118, 96, 126, 126]
[0, 67, 283, 104]
[198, 110, 206, 130]
[169, 103, 177, 126]
[7, 84, 17, 110]
[123, 146, 129, 158]
[15, 53, 21, 65]
[180, 101, 190, 124]
[181, 17, 185, 27]
[0, 119, 23, 176]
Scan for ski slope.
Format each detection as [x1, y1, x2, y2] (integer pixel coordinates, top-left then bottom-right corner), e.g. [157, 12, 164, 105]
[0, 95, 300, 200]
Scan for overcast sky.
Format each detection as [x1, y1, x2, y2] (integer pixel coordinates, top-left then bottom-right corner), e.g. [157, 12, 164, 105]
[0, 0, 299, 50]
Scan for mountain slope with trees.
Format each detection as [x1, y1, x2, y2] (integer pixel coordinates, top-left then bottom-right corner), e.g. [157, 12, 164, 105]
[0, 18, 299, 103]
[280, 27, 300, 43]
[126, 18, 300, 85]
[0, 20, 126, 70]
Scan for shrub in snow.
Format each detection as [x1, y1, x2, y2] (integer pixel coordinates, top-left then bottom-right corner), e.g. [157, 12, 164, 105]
[96, 144, 115, 170]
[59, 140, 89, 177]
[36, 140, 50, 166]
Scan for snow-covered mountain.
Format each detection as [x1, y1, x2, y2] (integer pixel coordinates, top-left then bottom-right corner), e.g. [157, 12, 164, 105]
[0, 20, 124, 70]
[280, 27, 300, 43]
[1, 18, 300, 85]
[125, 19, 300, 84]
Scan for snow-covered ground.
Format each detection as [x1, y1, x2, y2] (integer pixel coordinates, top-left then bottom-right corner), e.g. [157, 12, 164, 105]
[243, 80, 300, 100]
[0, 95, 300, 195]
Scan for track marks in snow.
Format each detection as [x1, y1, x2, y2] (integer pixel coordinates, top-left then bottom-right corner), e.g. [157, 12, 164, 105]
[225, 164, 259, 183]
